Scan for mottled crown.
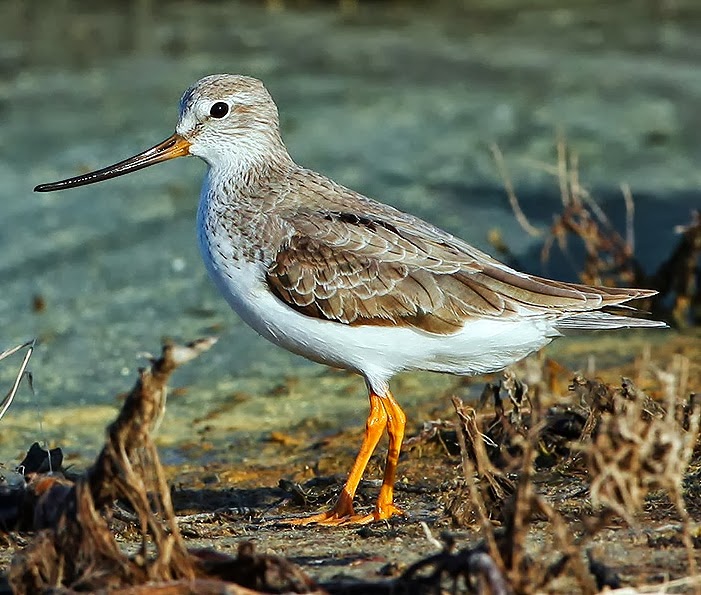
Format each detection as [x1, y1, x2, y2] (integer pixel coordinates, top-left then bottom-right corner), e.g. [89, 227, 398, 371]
[179, 74, 280, 126]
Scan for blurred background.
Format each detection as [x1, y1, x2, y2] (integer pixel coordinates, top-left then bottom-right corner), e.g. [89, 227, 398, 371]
[0, 0, 699, 462]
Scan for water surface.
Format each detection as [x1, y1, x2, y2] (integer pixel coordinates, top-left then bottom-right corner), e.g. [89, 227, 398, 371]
[0, 0, 698, 463]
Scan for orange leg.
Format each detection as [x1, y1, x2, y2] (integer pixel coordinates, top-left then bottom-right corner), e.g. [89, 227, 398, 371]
[290, 392, 387, 525]
[374, 391, 406, 520]
[290, 389, 408, 526]
[349, 390, 407, 524]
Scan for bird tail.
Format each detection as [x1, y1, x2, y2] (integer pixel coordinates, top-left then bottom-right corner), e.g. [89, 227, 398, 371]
[554, 310, 667, 331]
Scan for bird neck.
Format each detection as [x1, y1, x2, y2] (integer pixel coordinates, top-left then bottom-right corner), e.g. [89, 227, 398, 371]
[199, 157, 293, 264]
[206, 135, 294, 194]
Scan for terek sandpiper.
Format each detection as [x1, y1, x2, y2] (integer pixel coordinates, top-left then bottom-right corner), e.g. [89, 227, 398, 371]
[35, 74, 665, 525]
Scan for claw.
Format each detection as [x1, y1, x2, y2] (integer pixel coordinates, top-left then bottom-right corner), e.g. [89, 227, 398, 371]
[288, 499, 404, 526]
[287, 491, 355, 526]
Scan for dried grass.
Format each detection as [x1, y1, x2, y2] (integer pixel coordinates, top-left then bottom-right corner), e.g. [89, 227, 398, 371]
[492, 140, 701, 327]
[445, 352, 700, 594]
[0, 340, 35, 423]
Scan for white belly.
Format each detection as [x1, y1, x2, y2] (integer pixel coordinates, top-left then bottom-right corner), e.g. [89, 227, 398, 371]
[198, 208, 556, 393]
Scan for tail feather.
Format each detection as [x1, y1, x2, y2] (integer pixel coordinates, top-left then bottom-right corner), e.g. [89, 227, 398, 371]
[555, 310, 667, 331]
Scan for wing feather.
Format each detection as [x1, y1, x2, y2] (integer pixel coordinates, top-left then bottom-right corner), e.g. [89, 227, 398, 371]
[265, 205, 654, 335]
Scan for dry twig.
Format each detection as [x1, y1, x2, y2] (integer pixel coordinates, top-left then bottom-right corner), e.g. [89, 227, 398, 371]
[0, 340, 35, 423]
[9, 339, 218, 593]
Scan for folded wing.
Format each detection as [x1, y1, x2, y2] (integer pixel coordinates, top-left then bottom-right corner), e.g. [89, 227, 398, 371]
[266, 210, 658, 335]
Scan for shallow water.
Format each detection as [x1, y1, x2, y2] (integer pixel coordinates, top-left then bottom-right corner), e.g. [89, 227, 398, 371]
[0, 0, 699, 463]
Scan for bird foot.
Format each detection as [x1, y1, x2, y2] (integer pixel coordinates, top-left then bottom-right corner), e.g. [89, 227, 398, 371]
[288, 502, 403, 526]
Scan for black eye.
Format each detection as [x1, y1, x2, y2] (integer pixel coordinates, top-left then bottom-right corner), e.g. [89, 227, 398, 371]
[209, 102, 229, 118]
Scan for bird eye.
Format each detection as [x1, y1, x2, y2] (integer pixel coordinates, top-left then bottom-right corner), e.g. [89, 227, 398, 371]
[209, 102, 229, 118]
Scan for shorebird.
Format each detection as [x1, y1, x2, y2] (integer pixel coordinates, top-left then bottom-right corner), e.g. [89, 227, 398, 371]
[35, 74, 665, 525]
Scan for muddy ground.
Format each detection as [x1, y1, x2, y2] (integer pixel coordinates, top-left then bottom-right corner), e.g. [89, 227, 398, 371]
[1, 330, 699, 593]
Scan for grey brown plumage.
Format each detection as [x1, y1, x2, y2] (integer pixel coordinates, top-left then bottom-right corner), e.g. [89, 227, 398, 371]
[262, 168, 657, 335]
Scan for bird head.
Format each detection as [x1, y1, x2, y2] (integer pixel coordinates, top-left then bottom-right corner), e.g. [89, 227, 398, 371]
[35, 74, 289, 193]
